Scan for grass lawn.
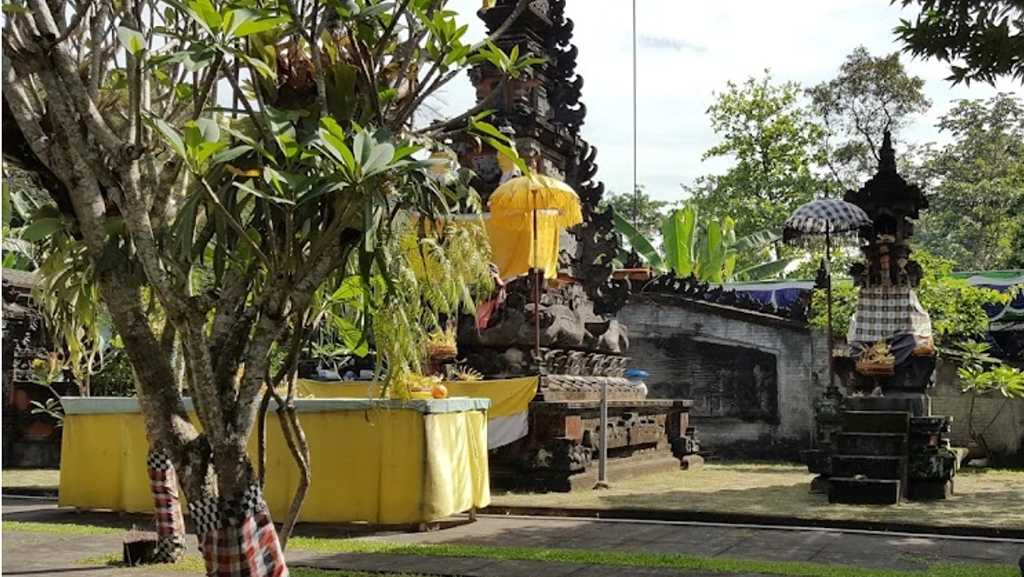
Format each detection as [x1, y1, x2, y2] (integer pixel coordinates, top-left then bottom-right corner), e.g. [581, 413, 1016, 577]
[491, 462, 1024, 530]
[7, 521, 1019, 577]
[79, 553, 428, 577]
[2, 469, 60, 490]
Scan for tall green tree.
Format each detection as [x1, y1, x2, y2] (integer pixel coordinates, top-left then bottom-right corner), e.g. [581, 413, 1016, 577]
[915, 94, 1024, 270]
[891, 0, 1024, 86]
[2, 0, 530, 570]
[599, 184, 670, 241]
[688, 72, 825, 238]
[808, 46, 930, 189]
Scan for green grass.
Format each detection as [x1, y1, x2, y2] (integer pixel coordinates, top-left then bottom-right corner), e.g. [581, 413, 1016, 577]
[492, 463, 1024, 530]
[1, 469, 59, 489]
[287, 536, 1018, 577]
[3, 520, 123, 534]
[9, 520, 1016, 577]
[77, 553, 426, 576]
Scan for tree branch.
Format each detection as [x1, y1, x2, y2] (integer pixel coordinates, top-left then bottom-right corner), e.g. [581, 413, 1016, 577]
[50, 0, 94, 46]
[198, 176, 273, 269]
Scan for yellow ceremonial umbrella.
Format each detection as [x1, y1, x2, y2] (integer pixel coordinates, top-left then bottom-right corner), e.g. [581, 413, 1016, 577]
[488, 167, 583, 358]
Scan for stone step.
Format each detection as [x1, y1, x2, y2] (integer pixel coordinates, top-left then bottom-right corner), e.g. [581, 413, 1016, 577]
[836, 432, 907, 457]
[843, 395, 930, 417]
[828, 477, 902, 505]
[842, 411, 910, 434]
[832, 455, 906, 480]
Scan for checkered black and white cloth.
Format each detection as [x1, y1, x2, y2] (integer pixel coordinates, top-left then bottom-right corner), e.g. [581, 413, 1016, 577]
[848, 286, 932, 343]
[189, 484, 287, 577]
[146, 450, 186, 563]
[783, 199, 872, 246]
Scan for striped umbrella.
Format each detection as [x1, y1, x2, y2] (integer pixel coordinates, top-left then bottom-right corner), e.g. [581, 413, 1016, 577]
[783, 198, 873, 389]
[782, 199, 872, 246]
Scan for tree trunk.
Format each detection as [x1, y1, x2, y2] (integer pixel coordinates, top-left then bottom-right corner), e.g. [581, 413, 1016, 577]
[146, 449, 187, 563]
[189, 451, 288, 577]
[97, 274, 290, 576]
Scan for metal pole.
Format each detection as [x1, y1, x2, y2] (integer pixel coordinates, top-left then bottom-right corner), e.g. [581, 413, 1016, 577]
[630, 0, 638, 230]
[596, 379, 609, 488]
[533, 191, 540, 360]
[826, 223, 835, 388]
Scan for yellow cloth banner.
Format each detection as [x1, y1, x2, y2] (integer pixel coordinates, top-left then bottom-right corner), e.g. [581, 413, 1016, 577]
[413, 214, 559, 280]
[59, 406, 489, 525]
[296, 377, 537, 419]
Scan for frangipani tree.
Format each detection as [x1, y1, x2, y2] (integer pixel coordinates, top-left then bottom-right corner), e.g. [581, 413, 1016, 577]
[2, 0, 532, 573]
[614, 202, 797, 283]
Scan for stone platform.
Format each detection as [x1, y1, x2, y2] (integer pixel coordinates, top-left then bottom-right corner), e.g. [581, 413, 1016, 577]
[490, 377, 700, 492]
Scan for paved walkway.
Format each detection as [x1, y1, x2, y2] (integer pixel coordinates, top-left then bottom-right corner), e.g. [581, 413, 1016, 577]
[4, 497, 1022, 576]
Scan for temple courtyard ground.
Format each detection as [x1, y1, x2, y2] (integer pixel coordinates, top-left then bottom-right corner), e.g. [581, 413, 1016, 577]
[6, 462, 1023, 531]
[3, 493, 1023, 577]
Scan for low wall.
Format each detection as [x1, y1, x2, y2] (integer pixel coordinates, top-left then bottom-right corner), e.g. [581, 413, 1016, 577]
[930, 361, 1024, 467]
[623, 294, 828, 460]
[622, 294, 1024, 465]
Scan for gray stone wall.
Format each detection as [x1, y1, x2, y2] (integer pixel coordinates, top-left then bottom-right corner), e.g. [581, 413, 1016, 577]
[622, 294, 828, 460]
[930, 361, 1024, 467]
[621, 294, 1024, 465]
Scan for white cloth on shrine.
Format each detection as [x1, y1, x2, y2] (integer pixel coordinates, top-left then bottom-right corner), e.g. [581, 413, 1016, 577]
[848, 285, 932, 343]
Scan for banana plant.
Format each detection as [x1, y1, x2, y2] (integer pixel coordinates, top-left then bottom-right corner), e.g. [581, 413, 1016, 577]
[614, 202, 797, 282]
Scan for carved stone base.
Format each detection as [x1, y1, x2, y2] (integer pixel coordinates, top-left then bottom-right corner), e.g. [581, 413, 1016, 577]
[490, 394, 699, 492]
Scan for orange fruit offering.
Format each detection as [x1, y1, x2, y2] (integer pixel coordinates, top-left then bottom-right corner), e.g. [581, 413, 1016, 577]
[431, 384, 448, 399]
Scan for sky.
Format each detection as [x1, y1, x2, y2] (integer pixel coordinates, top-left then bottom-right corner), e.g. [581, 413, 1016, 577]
[428, 0, 1021, 203]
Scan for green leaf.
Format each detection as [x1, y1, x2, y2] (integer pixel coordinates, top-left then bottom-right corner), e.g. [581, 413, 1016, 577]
[196, 117, 220, 143]
[233, 181, 295, 206]
[702, 219, 725, 282]
[22, 217, 64, 241]
[232, 14, 290, 38]
[353, 130, 372, 167]
[362, 142, 395, 177]
[2, 2, 32, 15]
[733, 228, 781, 252]
[186, 0, 222, 32]
[116, 26, 146, 55]
[663, 205, 697, 277]
[194, 141, 226, 166]
[238, 52, 276, 80]
[333, 316, 369, 356]
[736, 258, 798, 281]
[147, 116, 187, 159]
[183, 120, 202, 151]
[614, 212, 665, 270]
[277, 134, 300, 159]
[317, 119, 355, 173]
[357, 1, 394, 20]
[210, 145, 253, 165]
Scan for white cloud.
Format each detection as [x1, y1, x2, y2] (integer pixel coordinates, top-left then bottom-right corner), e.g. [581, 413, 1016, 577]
[437, 0, 1020, 204]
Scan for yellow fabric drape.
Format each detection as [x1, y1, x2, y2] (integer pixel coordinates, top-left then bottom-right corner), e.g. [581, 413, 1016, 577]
[295, 377, 537, 419]
[59, 405, 490, 525]
[410, 214, 559, 280]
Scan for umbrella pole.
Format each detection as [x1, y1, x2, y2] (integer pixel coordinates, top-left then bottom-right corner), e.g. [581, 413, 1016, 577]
[533, 191, 541, 361]
[826, 223, 835, 389]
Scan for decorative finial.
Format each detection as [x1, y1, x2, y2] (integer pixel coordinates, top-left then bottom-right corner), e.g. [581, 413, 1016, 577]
[879, 130, 896, 172]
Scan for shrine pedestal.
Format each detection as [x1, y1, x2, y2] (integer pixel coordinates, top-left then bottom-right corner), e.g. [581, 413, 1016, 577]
[489, 379, 700, 492]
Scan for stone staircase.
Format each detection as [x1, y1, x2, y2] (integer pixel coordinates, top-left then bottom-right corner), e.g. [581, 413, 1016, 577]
[829, 411, 910, 505]
[825, 395, 962, 505]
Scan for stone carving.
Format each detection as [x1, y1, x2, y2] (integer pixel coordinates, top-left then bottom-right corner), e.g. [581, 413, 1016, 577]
[454, 0, 700, 489]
